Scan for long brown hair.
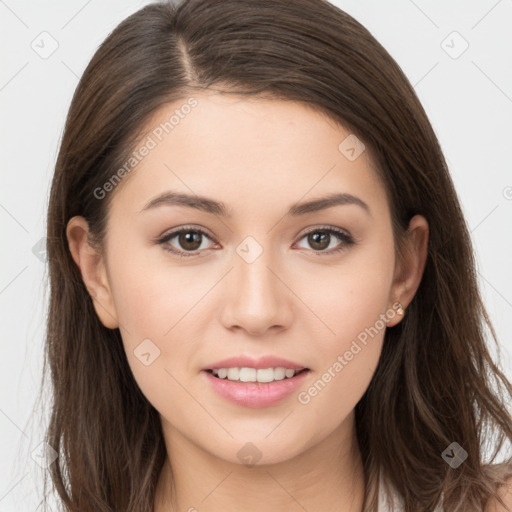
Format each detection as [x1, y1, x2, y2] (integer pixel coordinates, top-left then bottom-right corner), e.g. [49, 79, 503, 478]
[41, 0, 512, 510]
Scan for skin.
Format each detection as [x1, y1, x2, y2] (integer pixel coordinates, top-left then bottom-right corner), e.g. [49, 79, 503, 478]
[67, 91, 429, 512]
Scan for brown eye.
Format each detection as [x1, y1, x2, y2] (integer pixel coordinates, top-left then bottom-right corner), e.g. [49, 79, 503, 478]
[296, 227, 355, 255]
[158, 227, 215, 257]
[176, 231, 203, 251]
[307, 231, 331, 251]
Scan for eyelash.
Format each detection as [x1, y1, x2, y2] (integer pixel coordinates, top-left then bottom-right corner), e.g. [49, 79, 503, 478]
[156, 225, 355, 259]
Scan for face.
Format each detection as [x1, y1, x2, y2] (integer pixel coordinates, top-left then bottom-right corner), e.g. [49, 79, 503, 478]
[76, 91, 414, 466]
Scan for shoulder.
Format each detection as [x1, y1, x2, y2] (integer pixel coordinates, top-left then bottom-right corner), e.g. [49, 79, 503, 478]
[485, 476, 512, 512]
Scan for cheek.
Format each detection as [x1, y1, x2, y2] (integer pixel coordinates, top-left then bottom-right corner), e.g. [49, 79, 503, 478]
[108, 261, 200, 415]
[108, 242, 208, 337]
[106, 250, 217, 396]
[296, 331, 383, 449]
[295, 266, 391, 437]
[294, 243, 394, 408]
[300, 243, 395, 347]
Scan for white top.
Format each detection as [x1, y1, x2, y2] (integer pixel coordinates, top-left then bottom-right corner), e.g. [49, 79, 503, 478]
[378, 467, 445, 511]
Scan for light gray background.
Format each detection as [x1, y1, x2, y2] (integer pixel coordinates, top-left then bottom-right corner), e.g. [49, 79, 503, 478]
[1, 1, 511, 510]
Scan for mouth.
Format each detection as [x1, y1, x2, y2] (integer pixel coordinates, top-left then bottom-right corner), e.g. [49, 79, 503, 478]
[202, 367, 311, 408]
[205, 367, 310, 383]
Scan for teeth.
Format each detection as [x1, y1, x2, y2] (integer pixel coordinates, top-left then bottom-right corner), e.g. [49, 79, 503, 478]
[211, 367, 302, 383]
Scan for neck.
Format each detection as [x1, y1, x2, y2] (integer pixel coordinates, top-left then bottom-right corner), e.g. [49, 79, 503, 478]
[154, 412, 366, 512]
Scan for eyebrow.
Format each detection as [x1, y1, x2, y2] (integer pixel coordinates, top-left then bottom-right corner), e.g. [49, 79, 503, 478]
[140, 191, 371, 218]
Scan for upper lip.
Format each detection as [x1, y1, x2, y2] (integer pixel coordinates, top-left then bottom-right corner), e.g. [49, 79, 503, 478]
[203, 355, 308, 371]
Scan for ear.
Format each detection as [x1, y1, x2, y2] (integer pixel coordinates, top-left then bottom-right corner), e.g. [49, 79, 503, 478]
[387, 214, 429, 327]
[66, 216, 119, 329]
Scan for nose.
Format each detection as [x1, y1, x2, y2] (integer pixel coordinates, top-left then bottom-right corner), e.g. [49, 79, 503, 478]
[219, 248, 293, 336]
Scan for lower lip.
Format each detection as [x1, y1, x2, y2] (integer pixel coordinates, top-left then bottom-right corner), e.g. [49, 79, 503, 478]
[202, 369, 310, 408]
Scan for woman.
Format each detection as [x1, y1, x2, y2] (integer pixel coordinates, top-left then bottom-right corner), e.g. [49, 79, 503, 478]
[42, 0, 512, 510]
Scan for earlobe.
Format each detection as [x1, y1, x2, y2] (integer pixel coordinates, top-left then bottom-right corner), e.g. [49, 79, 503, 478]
[66, 216, 119, 329]
[387, 214, 429, 327]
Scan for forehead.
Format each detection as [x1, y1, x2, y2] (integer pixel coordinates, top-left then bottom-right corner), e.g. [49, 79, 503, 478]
[109, 91, 389, 221]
